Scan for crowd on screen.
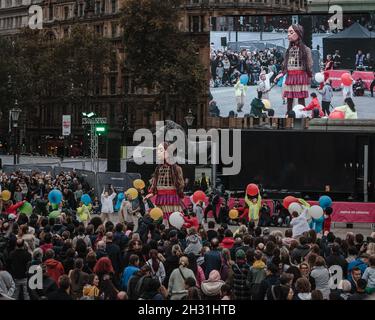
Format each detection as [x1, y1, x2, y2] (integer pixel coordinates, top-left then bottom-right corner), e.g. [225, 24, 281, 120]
[1, 170, 375, 301]
[210, 47, 283, 88]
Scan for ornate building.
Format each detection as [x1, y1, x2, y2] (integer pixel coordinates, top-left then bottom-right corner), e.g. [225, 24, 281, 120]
[0, 0, 308, 157]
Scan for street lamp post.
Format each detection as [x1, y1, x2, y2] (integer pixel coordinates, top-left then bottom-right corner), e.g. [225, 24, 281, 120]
[184, 108, 195, 129]
[10, 102, 22, 165]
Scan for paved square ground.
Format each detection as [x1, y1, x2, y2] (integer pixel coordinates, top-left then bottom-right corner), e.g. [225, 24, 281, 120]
[211, 85, 375, 118]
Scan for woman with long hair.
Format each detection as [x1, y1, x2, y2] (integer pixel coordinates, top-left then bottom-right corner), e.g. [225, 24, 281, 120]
[274, 24, 313, 114]
[186, 252, 205, 288]
[333, 97, 358, 119]
[146, 249, 166, 284]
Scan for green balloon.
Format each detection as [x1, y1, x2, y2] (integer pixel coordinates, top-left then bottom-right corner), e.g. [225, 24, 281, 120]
[19, 202, 33, 215]
[49, 210, 61, 219]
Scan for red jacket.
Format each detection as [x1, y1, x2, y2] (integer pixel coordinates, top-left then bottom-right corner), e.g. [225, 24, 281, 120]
[303, 97, 324, 117]
[45, 258, 65, 284]
[4, 201, 25, 216]
[40, 243, 53, 254]
[220, 237, 235, 249]
[183, 216, 199, 231]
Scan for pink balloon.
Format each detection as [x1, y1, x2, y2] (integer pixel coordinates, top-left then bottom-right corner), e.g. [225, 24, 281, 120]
[341, 73, 353, 86]
[329, 110, 345, 120]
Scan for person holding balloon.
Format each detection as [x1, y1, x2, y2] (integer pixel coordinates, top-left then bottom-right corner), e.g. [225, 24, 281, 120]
[240, 184, 261, 225]
[100, 186, 117, 224]
[134, 179, 146, 217]
[234, 74, 248, 113]
[332, 97, 358, 120]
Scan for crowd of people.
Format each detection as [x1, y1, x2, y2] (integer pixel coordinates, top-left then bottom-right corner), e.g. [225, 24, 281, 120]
[210, 47, 283, 88]
[1, 169, 375, 301]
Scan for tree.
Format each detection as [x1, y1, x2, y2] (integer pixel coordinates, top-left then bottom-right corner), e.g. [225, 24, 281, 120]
[121, 0, 206, 121]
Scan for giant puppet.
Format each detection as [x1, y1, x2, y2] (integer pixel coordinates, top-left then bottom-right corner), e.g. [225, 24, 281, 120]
[276, 24, 313, 114]
[147, 142, 185, 222]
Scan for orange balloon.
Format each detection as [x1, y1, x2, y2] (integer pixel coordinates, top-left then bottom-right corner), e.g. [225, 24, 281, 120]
[150, 207, 163, 221]
[229, 209, 239, 219]
[1, 190, 11, 201]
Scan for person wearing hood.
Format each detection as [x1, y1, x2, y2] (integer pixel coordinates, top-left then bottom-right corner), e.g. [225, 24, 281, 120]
[184, 228, 202, 257]
[200, 270, 224, 300]
[220, 229, 235, 250]
[44, 249, 65, 285]
[232, 249, 251, 300]
[293, 277, 312, 300]
[247, 250, 266, 300]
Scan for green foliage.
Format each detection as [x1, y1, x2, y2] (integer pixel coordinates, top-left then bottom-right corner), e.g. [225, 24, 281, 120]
[121, 0, 206, 110]
[0, 26, 111, 120]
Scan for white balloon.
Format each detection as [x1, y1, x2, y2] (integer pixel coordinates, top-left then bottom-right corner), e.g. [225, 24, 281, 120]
[293, 105, 308, 119]
[169, 211, 185, 230]
[315, 72, 325, 83]
[288, 202, 302, 215]
[309, 205, 324, 220]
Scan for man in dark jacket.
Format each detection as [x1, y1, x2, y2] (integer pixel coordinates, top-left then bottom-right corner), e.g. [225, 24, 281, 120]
[256, 263, 279, 300]
[291, 236, 310, 264]
[47, 275, 72, 300]
[8, 239, 32, 300]
[232, 249, 251, 300]
[348, 279, 369, 300]
[203, 238, 222, 279]
[105, 232, 122, 277]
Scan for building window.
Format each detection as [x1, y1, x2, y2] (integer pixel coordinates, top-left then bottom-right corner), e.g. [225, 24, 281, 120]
[111, 0, 116, 13]
[95, 1, 101, 14]
[64, 6, 69, 20]
[79, 3, 84, 17]
[110, 76, 116, 95]
[95, 24, 103, 35]
[5, 0, 11, 8]
[49, 5, 53, 20]
[111, 22, 117, 37]
[16, 0, 22, 6]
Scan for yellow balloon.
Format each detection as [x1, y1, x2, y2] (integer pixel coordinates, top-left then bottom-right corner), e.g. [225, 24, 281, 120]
[133, 179, 145, 190]
[125, 188, 138, 200]
[150, 207, 163, 221]
[1, 190, 11, 201]
[229, 209, 239, 219]
[262, 99, 271, 109]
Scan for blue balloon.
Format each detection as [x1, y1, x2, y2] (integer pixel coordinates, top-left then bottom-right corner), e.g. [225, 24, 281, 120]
[114, 193, 125, 212]
[81, 194, 92, 206]
[240, 74, 249, 85]
[319, 195, 332, 210]
[48, 189, 63, 205]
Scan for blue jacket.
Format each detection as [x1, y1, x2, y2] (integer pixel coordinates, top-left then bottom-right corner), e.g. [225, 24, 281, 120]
[121, 266, 140, 290]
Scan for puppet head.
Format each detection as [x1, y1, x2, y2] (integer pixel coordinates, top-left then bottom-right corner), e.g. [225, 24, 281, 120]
[288, 24, 304, 43]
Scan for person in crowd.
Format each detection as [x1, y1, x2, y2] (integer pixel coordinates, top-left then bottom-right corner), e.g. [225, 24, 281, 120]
[204, 238, 222, 278]
[82, 274, 100, 300]
[302, 92, 324, 118]
[200, 270, 224, 300]
[0, 260, 15, 299]
[146, 249, 166, 284]
[168, 256, 196, 300]
[319, 80, 333, 116]
[7, 239, 31, 300]
[362, 254, 375, 294]
[100, 186, 116, 224]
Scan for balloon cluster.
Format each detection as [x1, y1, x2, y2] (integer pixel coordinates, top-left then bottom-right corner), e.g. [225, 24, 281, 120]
[283, 195, 333, 220]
